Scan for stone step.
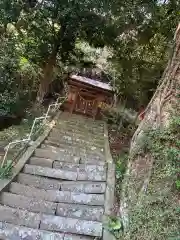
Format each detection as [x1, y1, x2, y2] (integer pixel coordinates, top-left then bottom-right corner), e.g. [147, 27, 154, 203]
[56, 117, 104, 125]
[23, 163, 106, 182]
[0, 205, 102, 237]
[57, 117, 104, 128]
[34, 148, 80, 163]
[38, 143, 105, 165]
[59, 113, 104, 125]
[47, 134, 104, 149]
[78, 164, 106, 182]
[44, 139, 104, 154]
[53, 161, 106, 171]
[17, 173, 61, 190]
[53, 161, 107, 181]
[9, 182, 57, 202]
[53, 127, 105, 140]
[39, 214, 103, 237]
[57, 126, 103, 134]
[47, 137, 104, 155]
[64, 234, 93, 240]
[60, 181, 106, 194]
[56, 203, 104, 222]
[29, 156, 54, 168]
[0, 205, 41, 228]
[0, 192, 57, 215]
[25, 159, 106, 182]
[23, 164, 78, 180]
[17, 173, 106, 193]
[8, 182, 105, 206]
[50, 130, 104, 145]
[0, 222, 64, 240]
[41, 144, 104, 160]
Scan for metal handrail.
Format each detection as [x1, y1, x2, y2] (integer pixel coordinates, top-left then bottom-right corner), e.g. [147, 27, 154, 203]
[1, 96, 66, 168]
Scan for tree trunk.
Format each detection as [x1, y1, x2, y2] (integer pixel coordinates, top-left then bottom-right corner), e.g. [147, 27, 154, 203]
[36, 25, 66, 104]
[36, 54, 57, 104]
[120, 23, 180, 235]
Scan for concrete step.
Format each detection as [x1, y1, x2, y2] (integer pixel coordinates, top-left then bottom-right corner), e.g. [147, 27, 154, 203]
[8, 182, 105, 206]
[17, 173, 61, 190]
[17, 173, 106, 193]
[0, 222, 64, 240]
[34, 148, 80, 163]
[23, 164, 78, 180]
[0, 192, 57, 215]
[0, 205, 41, 228]
[39, 214, 103, 237]
[56, 203, 104, 221]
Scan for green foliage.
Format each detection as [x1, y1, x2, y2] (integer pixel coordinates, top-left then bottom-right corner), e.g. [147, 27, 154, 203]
[141, 116, 180, 185]
[0, 160, 13, 179]
[125, 202, 180, 240]
[0, 0, 180, 116]
[124, 113, 180, 239]
[116, 153, 128, 182]
[175, 180, 180, 190]
[106, 215, 123, 239]
[115, 152, 129, 203]
[0, 34, 38, 117]
[105, 0, 180, 107]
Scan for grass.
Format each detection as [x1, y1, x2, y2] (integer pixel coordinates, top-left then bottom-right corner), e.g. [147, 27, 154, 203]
[0, 113, 46, 166]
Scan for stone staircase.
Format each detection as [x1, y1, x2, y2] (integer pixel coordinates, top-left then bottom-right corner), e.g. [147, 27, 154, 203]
[0, 113, 114, 240]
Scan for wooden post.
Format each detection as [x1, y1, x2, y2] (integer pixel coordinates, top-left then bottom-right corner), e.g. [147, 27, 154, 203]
[70, 89, 78, 114]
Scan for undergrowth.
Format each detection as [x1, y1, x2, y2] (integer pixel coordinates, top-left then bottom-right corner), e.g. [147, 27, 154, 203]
[106, 152, 129, 239]
[0, 118, 33, 144]
[0, 160, 13, 179]
[115, 152, 129, 201]
[123, 114, 180, 240]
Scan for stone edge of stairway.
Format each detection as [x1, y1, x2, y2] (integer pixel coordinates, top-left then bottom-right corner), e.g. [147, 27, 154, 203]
[103, 122, 116, 240]
[0, 111, 62, 192]
[0, 113, 116, 240]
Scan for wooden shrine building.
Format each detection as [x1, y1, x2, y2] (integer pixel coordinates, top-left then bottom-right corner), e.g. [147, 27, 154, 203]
[63, 74, 114, 119]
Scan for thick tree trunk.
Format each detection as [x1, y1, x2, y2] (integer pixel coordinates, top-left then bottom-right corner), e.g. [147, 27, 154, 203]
[36, 54, 57, 104]
[36, 25, 65, 104]
[120, 23, 180, 230]
[36, 18, 75, 104]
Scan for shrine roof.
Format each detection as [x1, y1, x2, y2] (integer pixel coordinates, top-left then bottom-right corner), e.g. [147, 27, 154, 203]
[70, 74, 113, 92]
